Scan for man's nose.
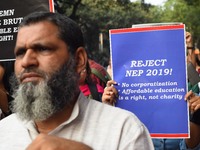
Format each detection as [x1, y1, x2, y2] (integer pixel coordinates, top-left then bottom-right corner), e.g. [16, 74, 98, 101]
[21, 49, 39, 68]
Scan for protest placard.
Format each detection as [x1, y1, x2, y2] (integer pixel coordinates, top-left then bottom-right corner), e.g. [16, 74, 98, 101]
[0, 0, 54, 61]
[109, 23, 189, 138]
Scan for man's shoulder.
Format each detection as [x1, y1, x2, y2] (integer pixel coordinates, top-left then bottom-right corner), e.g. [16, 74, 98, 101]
[0, 114, 22, 138]
[80, 94, 143, 127]
[0, 113, 28, 132]
[0, 114, 31, 149]
[77, 94, 153, 150]
[0, 114, 19, 127]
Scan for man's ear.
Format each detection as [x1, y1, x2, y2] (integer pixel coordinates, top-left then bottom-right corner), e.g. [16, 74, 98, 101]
[75, 47, 87, 74]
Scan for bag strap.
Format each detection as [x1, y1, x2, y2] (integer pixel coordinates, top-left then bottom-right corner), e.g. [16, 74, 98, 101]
[87, 81, 101, 102]
[91, 68, 111, 84]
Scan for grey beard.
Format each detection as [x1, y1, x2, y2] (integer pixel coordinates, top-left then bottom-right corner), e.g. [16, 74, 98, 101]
[11, 81, 54, 121]
[10, 57, 79, 121]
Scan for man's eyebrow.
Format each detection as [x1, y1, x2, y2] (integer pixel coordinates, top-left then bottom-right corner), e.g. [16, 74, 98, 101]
[15, 46, 26, 52]
[32, 42, 54, 48]
[31, 43, 44, 48]
[15, 43, 45, 51]
[14, 46, 26, 56]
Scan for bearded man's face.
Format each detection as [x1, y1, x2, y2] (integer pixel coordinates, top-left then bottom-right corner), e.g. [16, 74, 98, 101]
[11, 57, 79, 121]
[12, 22, 81, 121]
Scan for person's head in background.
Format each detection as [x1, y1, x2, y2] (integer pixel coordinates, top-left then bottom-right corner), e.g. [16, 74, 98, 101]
[10, 12, 87, 122]
[0, 61, 14, 117]
[186, 32, 200, 73]
[0, 61, 14, 95]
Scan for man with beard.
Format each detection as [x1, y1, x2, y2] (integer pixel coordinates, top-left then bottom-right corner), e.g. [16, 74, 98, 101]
[0, 12, 153, 150]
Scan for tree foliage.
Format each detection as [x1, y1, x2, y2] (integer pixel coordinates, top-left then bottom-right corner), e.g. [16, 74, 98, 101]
[148, 0, 200, 48]
[55, 0, 200, 65]
[55, 0, 153, 65]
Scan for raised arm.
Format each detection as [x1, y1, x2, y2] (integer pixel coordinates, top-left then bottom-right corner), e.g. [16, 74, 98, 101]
[185, 91, 200, 148]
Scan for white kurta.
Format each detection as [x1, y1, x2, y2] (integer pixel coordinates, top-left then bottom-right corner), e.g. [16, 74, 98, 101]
[0, 92, 154, 150]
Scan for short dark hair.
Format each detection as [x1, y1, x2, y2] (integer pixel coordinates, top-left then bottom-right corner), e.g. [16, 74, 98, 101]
[19, 12, 84, 55]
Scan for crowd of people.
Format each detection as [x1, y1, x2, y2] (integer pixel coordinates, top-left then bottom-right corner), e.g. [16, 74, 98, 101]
[0, 11, 200, 149]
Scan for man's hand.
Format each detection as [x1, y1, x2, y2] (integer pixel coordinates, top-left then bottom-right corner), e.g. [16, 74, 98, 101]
[186, 32, 193, 48]
[102, 80, 118, 105]
[26, 134, 92, 150]
[185, 90, 200, 113]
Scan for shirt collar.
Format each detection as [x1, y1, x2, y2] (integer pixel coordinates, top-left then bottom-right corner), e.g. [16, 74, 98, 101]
[23, 92, 84, 135]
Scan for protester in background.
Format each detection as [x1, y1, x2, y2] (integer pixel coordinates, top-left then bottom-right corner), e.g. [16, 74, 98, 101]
[195, 48, 200, 74]
[79, 58, 111, 102]
[0, 64, 7, 119]
[0, 61, 14, 119]
[187, 32, 200, 94]
[184, 32, 200, 149]
[0, 12, 154, 150]
[89, 59, 111, 89]
[183, 91, 200, 149]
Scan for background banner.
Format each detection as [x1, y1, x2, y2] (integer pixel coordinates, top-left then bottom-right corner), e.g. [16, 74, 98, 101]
[0, 0, 54, 61]
[109, 24, 189, 138]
